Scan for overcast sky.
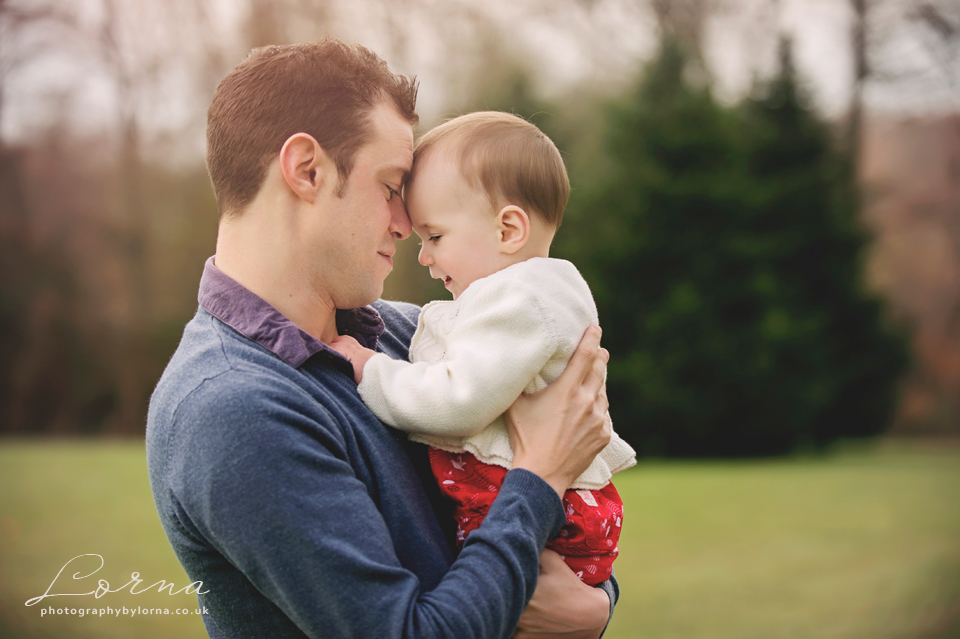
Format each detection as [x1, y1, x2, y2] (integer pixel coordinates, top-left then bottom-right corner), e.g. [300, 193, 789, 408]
[2, 0, 957, 156]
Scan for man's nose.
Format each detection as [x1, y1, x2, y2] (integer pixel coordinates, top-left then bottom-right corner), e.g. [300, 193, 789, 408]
[389, 198, 412, 240]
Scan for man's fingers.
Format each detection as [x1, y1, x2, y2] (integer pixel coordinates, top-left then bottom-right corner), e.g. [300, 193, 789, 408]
[564, 326, 603, 388]
[580, 343, 607, 398]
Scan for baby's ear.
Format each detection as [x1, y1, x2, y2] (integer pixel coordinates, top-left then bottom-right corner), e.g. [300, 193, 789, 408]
[496, 205, 530, 254]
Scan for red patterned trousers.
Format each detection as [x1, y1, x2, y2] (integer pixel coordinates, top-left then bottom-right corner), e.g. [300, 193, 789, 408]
[429, 448, 623, 586]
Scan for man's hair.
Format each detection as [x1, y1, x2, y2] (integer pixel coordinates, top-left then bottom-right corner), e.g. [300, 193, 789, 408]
[207, 39, 419, 218]
[412, 111, 569, 229]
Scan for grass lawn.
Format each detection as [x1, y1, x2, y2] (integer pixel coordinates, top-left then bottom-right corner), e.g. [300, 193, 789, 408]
[0, 441, 208, 639]
[605, 441, 960, 639]
[1, 439, 958, 639]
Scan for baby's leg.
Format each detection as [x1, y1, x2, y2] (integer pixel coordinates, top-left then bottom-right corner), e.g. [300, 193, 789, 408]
[428, 448, 509, 547]
[547, 482, 623, 586]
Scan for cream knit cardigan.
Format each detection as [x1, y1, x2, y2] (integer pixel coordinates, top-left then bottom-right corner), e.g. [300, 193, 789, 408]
[358, 257, 636, 490]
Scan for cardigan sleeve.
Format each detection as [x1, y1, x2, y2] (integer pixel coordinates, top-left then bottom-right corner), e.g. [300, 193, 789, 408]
[358, 277, 558, 436]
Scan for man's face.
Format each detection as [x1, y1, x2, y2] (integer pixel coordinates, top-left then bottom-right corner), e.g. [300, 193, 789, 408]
[405, 152, 505, 300]
[312, 101, 414, 309]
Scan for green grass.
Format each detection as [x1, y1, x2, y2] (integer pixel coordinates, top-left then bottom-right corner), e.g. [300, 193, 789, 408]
[1, 440, 958, 639]
[0, 441, 207, 639]
[605, 441, 960, 639]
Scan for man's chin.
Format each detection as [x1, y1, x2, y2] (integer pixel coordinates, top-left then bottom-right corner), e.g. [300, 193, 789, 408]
[329, 286, 377, 311]
[340, 285, 383, 310]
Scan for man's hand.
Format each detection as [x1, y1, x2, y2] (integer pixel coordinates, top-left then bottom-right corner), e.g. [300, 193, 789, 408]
[507, 325, 611, 498]
[329, 335, 376, 384]
[513, 550, 610, 639]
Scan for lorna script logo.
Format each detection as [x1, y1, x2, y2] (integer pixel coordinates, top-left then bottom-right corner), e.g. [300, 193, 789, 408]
[25, 554, 209, 607]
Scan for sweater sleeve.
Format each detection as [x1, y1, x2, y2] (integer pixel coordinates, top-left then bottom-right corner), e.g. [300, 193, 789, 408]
[598, 571, 620, 637]
[169, 373, 566, 639]
[358, 278, 557, 436]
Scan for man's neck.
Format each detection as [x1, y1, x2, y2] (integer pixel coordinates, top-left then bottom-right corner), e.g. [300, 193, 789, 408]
[215, 218, 339, 344]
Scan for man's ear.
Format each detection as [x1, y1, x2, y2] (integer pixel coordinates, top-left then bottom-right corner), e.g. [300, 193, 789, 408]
[496, 205, 530, 254]
[279, 133, 336, 204]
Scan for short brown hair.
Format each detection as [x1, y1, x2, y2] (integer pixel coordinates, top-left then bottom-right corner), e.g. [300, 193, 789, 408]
[207, 39, 419, 218]
[413, 111, 569, 228]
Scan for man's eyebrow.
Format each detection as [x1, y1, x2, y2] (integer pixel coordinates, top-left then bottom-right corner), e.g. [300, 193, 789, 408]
[380, 162, 411, 185]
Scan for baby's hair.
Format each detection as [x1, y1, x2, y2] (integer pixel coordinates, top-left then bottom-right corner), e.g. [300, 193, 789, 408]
[413, 111, 569, 229]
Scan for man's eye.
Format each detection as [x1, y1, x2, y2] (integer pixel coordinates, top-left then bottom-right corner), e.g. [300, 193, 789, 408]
[387, 186, 401, 200]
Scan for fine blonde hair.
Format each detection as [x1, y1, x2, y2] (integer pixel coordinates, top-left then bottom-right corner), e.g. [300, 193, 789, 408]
[413, 111, 569, 228]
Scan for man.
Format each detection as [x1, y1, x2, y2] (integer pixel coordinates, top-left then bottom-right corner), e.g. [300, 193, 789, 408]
[147, 39, 615, 639]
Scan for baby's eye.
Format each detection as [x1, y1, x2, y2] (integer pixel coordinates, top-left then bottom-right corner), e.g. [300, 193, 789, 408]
[429, 235, 441, 243]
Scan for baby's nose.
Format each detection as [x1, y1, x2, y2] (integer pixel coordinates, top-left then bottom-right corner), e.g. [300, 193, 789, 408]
[418, 246, 432, 266]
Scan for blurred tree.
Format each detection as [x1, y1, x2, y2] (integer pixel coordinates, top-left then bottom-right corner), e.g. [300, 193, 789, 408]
[0, 0, 255, 435]
[739, 38, 907, 448]
[850, 0, 868, 164]
[650, 0, 710, 62]
[0, 137, 117, 434]
[561, 37, 907, 456]
[847, 0, 959, 165]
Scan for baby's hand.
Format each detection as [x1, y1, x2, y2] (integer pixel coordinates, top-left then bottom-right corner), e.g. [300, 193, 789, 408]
[329, 335, 376, 384]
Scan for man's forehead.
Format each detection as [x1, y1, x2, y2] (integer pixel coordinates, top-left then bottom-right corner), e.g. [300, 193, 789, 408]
[368, 102, 414, 172]
[372, 140, 413, 183]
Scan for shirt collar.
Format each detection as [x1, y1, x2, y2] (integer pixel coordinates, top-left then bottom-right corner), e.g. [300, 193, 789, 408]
[197, 256, 385, 369]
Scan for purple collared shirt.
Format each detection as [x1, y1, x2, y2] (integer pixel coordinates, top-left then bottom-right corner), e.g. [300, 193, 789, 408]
[198, 256, 384, 371]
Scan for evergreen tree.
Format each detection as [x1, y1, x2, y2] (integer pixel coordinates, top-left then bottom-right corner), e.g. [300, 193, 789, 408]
[560, 39, 906, 456]
[740, 41, 907, 446]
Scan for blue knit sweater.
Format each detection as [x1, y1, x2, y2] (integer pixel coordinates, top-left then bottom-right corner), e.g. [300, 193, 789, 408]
[146, 262, 614, 638]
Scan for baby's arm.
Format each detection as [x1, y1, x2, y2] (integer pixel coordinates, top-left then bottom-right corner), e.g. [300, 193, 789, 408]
[329, 335, 376, 385]
[358, 279, 558, 437]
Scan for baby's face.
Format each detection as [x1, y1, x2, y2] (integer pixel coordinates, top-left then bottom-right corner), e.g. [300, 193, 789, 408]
[404, 154, 508, 300]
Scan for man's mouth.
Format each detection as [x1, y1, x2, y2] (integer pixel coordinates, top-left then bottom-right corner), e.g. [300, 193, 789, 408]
[378, 251, 394, 267]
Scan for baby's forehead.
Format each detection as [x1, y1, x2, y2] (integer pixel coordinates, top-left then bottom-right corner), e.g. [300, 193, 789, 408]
[407, 150, 467, 199]
[412, 145, 496, 204]
[411, 143, 460, 179]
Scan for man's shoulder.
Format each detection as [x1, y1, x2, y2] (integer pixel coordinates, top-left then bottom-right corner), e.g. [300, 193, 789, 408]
[151, 309, 282, 410]
[372, 299, 422, 360]
[150, 310, 231, 412]
[146, 316, 369, 512]
[373, 298, 421, 327]
[148, 310, 347, 451]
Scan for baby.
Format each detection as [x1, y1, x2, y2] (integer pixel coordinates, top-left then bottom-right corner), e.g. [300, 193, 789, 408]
[331, 111, 636, 586]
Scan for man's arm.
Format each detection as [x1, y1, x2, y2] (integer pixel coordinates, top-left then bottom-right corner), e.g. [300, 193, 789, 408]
[514, 551, 614, 639]
[171, 377, 562, 639]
